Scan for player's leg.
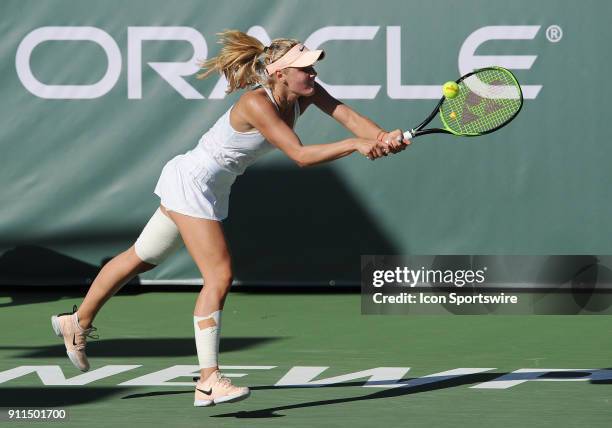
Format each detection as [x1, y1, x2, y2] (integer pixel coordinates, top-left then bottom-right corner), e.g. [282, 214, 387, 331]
[51, 207, 182, 371]
[165, 209, 249, 406]
[77, 246, 156, 328]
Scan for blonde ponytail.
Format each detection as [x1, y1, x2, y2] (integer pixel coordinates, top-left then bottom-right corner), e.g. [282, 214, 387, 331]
[197, 30, 300, 93]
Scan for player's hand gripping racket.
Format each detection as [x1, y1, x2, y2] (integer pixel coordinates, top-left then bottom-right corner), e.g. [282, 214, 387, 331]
[403, 66, 523, 140]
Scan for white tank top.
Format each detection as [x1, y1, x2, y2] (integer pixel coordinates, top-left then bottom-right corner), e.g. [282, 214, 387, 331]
[183, 87, 300, 179]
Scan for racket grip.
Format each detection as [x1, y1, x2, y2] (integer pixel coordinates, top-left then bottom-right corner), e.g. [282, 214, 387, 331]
[403, 130, 414, 140]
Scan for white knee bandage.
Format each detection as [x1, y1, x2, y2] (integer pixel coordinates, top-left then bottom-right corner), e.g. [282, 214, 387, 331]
[194, 311, 222, 369]
[134, 208, 183, 265]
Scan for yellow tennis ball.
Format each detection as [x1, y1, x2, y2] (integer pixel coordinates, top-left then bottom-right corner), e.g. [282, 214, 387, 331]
[443, 81, 459, 99]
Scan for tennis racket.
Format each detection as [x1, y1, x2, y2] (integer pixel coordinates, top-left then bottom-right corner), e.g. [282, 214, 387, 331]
[403, 66, 523, 140]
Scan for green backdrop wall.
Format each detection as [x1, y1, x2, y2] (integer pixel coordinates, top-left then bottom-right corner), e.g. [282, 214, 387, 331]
[1, 0, 610, 285]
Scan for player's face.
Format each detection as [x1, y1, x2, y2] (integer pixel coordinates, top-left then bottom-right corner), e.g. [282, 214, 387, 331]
[284, 66, 317, 96]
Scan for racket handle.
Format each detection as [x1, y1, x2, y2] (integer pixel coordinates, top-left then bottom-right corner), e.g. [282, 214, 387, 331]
[403, 130, 414, 140]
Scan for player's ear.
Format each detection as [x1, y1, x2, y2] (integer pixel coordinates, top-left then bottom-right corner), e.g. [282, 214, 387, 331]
[276, 69, 292, 84]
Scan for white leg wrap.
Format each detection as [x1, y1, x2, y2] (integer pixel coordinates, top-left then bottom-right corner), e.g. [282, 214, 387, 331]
[134, 208, 183, 265]
[194, 311, 222, 369]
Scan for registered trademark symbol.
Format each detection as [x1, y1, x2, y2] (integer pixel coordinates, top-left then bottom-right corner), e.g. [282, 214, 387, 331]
[546, 25, 563, 43]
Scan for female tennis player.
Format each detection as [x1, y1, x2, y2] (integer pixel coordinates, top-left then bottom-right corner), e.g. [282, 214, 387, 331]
[51, 30, 409, 406]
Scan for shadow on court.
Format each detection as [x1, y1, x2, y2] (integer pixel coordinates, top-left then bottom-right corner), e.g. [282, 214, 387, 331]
[0, 337, 285, 358]
[0, 387, 140, 407]
[212, 372, 508, 418]
[590, 368, 612, 384]
[4, 375, 498, 408]
[121, 372, 509, 418]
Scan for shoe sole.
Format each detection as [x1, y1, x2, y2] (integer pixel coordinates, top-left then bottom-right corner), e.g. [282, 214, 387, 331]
[51, 315, 89, 372]
[194, 390, 251, 407]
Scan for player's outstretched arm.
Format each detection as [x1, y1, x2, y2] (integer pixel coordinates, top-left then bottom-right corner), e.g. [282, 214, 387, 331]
[244, 93, 388, 166]
[304, 82, 410, 153]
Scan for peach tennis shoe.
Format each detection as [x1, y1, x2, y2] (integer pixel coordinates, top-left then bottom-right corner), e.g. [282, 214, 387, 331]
[194, 370, 250, 406]
[51, 305, 98, 372]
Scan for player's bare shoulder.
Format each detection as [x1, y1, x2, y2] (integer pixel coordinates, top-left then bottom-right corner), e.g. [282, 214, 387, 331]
[231, 88, 276, 132]
[236, 89, 276, 118]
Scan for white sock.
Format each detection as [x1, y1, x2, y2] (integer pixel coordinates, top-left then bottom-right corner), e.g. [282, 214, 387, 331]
[193, 311, 221, 369]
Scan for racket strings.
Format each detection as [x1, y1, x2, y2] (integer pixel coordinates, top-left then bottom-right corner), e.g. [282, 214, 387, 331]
[440, 68, 522, 135]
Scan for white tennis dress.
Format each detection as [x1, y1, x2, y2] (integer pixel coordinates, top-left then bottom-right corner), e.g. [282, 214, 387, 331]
[154, 87, 300, 220]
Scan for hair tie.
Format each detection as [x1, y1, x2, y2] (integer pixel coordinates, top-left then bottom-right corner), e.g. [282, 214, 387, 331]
[263, 46, 269, 53]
